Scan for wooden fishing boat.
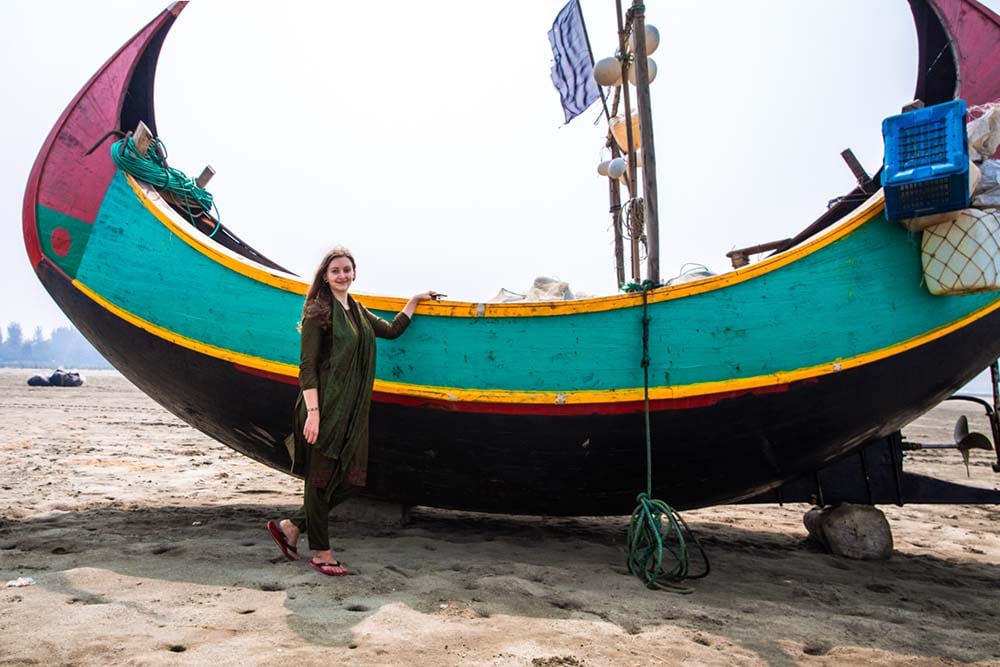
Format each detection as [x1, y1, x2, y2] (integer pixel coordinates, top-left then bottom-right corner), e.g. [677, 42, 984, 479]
[22, 0, 1000, 515]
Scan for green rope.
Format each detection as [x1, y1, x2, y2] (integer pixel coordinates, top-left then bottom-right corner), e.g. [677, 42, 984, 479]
[622, 281, 710, 590]
[110, 136, 221, 236]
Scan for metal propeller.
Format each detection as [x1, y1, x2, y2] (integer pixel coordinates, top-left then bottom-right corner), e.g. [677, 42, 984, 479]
[953, 415, 994, 477]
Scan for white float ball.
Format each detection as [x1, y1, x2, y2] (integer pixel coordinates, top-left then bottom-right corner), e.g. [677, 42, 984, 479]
[644, 25, 660, 55]
[607, 157, 627, 179]
[627, 57, 657, 85]
[630, 25, 660, 55]
[597, 160, 611, 176]
[593, 56, 622, 87]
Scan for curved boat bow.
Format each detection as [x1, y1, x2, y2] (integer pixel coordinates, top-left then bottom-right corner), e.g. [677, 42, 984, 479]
[23, 4, 182, 273]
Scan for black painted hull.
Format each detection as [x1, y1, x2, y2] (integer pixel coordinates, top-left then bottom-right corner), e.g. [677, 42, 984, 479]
[39, 259, 1000, 514]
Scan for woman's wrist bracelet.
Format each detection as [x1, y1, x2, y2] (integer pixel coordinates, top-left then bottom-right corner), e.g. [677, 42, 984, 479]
[307, 407, 319, 413]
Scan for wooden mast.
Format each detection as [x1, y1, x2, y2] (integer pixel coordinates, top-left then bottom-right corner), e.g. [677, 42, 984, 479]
[608, 87, 626, 286]
[615, 0, 641, 282]
[630, 1, 659, 284]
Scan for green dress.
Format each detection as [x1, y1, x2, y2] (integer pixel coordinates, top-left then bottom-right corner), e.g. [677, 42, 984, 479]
[290, 295, 410, 500]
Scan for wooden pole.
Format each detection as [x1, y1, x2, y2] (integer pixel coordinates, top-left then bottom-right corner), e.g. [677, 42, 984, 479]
[608, 87, 626, 286]
[609, 150, 625, 287]
[615, 0, 641, 282]
[631, 2, 660, 284]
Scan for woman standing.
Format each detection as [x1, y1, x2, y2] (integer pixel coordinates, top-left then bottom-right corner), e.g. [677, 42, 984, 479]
[267, 246, 439, 576]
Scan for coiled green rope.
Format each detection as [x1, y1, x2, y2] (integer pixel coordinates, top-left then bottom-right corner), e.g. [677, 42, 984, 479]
[110, 136, 221, 237]
[622, 281, 710, 590]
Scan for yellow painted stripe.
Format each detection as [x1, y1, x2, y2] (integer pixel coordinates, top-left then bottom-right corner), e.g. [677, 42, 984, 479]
[73, 258, 999, 406]
[125, 172, 887, 318]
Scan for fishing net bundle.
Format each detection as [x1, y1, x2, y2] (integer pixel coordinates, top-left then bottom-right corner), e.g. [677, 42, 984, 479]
[922, 207, 1000, 294]
[914, 101, 1000, 295]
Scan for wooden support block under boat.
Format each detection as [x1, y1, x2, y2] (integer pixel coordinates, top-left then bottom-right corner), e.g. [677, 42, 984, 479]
[803, 503, 893, 560]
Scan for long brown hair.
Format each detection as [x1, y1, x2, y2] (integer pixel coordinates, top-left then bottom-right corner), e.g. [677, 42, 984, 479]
[302, 246, 356, 327]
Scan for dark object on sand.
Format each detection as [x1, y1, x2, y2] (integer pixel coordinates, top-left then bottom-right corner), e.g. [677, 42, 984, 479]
[18, 0, 1000, 515]
[26, 370, 83, 388]
[49, 369, 83, 387]
[804, 503, 894, 560]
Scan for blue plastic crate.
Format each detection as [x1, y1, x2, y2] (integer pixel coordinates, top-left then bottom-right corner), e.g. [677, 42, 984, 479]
[881, 99, 969, 220]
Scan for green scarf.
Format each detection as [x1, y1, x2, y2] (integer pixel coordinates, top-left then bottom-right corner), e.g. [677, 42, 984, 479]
[290, 296, 376, 488]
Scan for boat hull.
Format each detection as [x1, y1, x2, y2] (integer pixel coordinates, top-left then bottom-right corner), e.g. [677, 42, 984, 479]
[36, 253, 1000, 514]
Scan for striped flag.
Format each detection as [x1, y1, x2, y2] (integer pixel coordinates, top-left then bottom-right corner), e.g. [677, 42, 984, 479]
[548, 0, 599, 124]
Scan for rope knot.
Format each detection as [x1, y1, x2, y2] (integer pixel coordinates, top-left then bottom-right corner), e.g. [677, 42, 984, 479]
[626, 492, 709, 590]
[110, 135, 220, 236]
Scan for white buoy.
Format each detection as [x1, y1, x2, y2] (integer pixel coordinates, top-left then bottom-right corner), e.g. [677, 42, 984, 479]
[627, 58, 657, 85]
[630, 25, 660, 55]
[645, 25, 660, 55]
[607, 157, 627, 179]
[597, 160, 611, 176]
[593, 56, 622, 87]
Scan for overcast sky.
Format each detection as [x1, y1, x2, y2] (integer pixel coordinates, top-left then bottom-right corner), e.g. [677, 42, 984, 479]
[3, 0, 999, 336]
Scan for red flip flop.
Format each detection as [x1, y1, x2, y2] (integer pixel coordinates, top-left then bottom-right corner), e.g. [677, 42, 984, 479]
[310, 558, 348, 576]
[266, 520, 300, 561]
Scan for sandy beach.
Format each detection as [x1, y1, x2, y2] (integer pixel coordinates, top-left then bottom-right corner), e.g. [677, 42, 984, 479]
[1, 368, 998, 666]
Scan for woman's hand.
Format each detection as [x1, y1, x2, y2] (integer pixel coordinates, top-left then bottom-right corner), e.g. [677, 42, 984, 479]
[303, 411, 320, 445]
[403, 291, 446, 318]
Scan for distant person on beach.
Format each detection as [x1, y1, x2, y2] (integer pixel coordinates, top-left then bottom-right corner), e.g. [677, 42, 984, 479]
[267, 246, 441, 576]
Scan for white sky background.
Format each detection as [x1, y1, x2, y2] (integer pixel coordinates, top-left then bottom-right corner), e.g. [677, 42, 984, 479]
[3, 0, 999, 337]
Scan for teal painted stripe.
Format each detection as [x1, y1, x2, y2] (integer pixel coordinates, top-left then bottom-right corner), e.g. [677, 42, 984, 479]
[644, 217, 995, 387]
[76, 172, 304, 365]
[36, 205, 93, 278]
[381, 216, 999, 390]
[76, 172, 1000, 392]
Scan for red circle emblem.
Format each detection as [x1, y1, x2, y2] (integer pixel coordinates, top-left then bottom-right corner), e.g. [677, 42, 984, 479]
[50, 227, 71, 257]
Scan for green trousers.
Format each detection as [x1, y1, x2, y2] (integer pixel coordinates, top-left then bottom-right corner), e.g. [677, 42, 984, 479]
[289, 444, 360, 552]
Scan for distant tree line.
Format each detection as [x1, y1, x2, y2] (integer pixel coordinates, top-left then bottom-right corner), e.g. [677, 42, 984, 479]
[0, 322, 112, 369]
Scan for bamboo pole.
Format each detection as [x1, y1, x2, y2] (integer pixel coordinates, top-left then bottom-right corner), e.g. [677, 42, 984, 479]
[609, 149, 625, 286]
[608, 87, 626, 286]
[631, 1, 659, 284]
[615, 0, 640, 282]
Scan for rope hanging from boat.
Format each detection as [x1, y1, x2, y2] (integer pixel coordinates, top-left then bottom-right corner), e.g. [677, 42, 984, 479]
[110, 136, 221, 237]
[622, 280, 710, 590]
[622, 198, 646, 257]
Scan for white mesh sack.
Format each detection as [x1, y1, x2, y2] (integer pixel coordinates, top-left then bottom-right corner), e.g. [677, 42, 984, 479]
[972, 159, 1000, 208]
[922, 208, 1000, 295]
[968, 103, 1000, 162]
